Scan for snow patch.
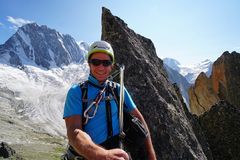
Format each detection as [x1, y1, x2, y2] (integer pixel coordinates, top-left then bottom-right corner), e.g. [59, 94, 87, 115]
[0, 62, 89, 136]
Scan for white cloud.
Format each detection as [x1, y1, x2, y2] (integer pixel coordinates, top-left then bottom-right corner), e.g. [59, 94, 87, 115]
[7, 16, 33, 30]
[0, 22, 3, 26]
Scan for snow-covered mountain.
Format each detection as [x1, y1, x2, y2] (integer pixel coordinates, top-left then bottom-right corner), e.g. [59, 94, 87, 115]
[0, 23, 90, 144]
[163, 58, 181, 72]
[163, 58, 213, 108]
[0, 23, 87, 69]
[180, 59, 212, 84]
[163, 58, 213, 84]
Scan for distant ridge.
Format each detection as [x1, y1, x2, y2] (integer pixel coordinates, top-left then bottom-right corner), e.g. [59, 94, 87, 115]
[163, 58, 213, 84]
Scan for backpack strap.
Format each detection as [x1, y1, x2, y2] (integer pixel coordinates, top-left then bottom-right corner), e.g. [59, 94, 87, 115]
[105, 86, 113, 138]
[109, 84, 121, 109]
[79, 81, 88, 128]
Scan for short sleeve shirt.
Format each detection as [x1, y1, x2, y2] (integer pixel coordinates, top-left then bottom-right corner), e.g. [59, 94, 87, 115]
[63, 75, 136, 144]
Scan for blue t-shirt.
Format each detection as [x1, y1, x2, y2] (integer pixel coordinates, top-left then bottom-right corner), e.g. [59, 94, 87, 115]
[63, 75, 136, 144]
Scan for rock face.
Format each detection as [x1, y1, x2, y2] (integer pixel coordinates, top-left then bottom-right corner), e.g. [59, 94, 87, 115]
[0, 23, 85, 69]
[199, 101, 240, 159]
[212, 51, 240, 107]
[102, 7, 210, 160]
[0, 142, 16, 158]
[189, 72, 219, 115]
[189, 51, 240, 115]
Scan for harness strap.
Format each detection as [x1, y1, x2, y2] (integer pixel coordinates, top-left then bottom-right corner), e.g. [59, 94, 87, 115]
[105, 87, 113, 138]
[80, 81, 88, 128]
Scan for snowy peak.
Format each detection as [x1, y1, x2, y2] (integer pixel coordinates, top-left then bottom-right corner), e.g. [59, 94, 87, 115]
[181, 59, 213, 84]
[0, 23, 87, 69]
[193, 59, 212, 73]
[164, 58, 213, 84]
[163, 58, 181, 72]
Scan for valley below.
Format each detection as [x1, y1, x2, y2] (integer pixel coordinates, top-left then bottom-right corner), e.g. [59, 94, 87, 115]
[0, 87, 67, 160]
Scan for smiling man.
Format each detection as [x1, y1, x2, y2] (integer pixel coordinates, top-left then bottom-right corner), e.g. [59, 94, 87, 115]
[63, 41, 156, 160]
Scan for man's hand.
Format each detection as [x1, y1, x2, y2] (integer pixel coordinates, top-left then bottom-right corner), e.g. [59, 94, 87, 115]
[104, 148, 129, 160]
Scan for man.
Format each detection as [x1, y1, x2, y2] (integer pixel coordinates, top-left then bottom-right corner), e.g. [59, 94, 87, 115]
[63, 41, 156, 160]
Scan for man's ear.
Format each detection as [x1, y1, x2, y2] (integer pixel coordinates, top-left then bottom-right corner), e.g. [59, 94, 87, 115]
[111, 64, 115, 70]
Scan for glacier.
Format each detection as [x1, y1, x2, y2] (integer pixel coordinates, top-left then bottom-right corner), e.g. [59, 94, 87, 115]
[0, 62, 89, 138]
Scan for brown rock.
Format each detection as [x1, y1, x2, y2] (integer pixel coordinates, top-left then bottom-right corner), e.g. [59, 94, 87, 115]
[189, 72, 219, 115]
[212, 51, 240, 107]
[189, 51, 240, 115]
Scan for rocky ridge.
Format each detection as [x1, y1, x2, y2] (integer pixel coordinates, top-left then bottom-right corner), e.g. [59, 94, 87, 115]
[199, 100, 240, 160]
[189, 51, 240, 115]
[102, 7, 210, 159]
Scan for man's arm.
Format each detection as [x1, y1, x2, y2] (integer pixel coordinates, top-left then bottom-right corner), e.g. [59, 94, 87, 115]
[65, 115, 129, 160]
[130, 108, 157, 160]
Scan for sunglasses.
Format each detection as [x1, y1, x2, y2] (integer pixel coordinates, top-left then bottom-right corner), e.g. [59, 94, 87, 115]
[88, 59, 113, 67]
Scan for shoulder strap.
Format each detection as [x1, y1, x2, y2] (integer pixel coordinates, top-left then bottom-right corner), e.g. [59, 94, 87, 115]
[105, 86, 113, 138]
[111, 85, 128, 111]
[111, 85, 120, 107]
[79, 81, 88, 128]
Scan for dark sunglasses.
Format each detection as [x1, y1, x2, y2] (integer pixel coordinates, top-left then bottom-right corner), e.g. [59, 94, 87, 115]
[88, 59, 113, 67]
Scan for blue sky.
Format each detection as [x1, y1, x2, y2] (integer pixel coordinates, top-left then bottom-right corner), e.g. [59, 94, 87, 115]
[0, 0, 240, 66]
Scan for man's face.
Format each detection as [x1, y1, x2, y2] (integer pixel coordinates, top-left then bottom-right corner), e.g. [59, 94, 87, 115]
[89, 52, 113, 83]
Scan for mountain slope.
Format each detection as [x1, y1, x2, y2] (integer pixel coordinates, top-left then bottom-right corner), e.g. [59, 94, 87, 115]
[0, 63, 89, 137]
[163, 58, 181, 72]
[163, 58, 213, 84]
[0, 23, 86, 69]
[0, 23, 89, 157]
[163, 63, 191, 108]
[0, 23, 90, 144]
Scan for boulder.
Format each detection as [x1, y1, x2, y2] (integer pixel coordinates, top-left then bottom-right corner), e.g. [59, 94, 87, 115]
[0, 142, 16, 158]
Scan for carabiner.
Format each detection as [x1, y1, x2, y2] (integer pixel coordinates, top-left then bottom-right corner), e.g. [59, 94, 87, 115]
[83, 101, 99, 119]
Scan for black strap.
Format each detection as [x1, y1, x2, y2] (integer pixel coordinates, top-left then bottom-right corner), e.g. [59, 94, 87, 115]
[110, 86, 124, 110]
[112, 87, 120, 105]
[105, 87, 113, 138]
[80, 81, 88, 128]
